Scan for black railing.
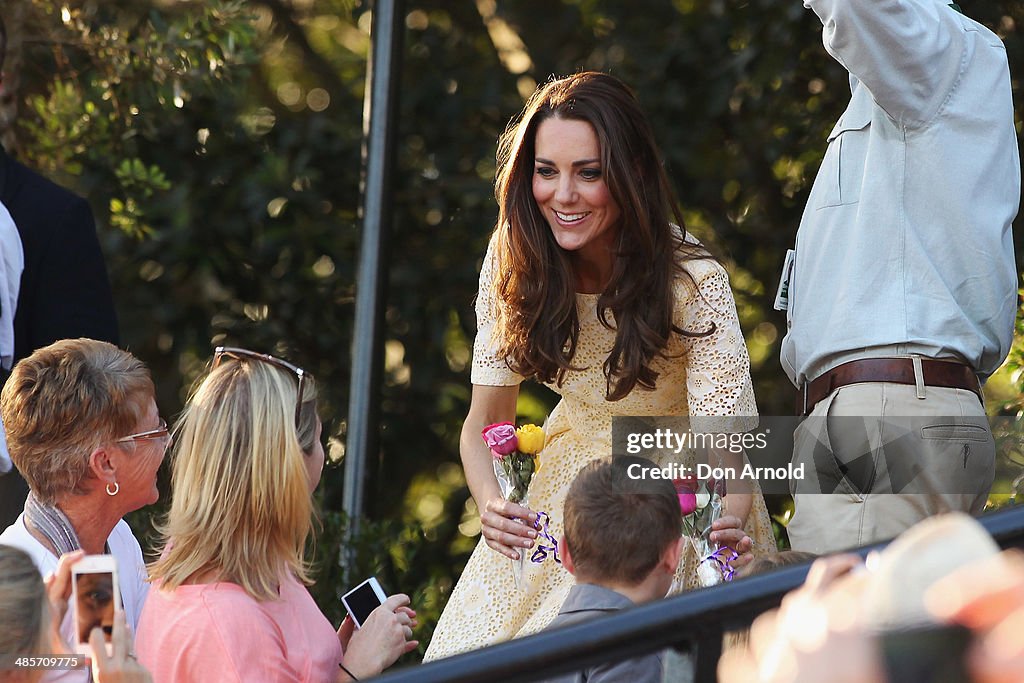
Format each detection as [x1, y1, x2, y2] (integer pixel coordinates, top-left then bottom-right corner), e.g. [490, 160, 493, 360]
[371, 504, 1024, 683]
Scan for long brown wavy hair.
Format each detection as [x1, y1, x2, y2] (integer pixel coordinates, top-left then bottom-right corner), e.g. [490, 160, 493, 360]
[491, 71, 715, 401]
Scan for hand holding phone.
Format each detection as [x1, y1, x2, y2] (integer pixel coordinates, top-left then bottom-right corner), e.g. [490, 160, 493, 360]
[339, 592, 418, 679]
[71, 555, 121, 656]
[341, 577, 387, 629]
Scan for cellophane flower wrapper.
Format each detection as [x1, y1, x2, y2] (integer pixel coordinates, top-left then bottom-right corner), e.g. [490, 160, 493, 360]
[484, 422, 550, 592]
[493, 455, 531, 590]
[692, 496, 727, 587]
[675, 478, 735, 588]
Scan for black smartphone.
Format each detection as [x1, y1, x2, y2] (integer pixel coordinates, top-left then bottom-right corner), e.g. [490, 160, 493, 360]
[341, 577, 387, 628]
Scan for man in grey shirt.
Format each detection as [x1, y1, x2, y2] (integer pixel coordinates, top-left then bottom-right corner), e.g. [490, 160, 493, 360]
[782, 1, 1019, 553]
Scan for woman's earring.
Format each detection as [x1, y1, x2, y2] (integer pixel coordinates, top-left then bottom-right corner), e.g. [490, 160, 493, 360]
[105, 481, 120, 496]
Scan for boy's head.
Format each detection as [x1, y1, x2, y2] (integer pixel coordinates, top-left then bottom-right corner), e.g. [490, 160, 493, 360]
[561, 457, 682, 596]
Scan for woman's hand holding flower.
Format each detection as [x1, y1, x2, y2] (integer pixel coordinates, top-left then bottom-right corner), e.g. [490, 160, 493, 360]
[479, 420, 545, 561]
[708, 515, 754, 569]
[481, 498, 538, 560]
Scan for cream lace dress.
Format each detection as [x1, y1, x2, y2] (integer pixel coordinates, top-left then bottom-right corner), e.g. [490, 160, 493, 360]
[423, 242, 775, 661]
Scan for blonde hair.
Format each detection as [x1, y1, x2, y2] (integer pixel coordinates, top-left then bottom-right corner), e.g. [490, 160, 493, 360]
[0, 339, 153, 504]
[0, 545, 48, 666]
[148, 357, 319, 601]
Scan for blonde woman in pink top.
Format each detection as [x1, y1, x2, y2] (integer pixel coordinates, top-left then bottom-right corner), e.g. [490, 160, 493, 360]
[136, 348, 417, 682]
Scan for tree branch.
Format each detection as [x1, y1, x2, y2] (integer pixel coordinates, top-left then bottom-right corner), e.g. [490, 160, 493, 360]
[253, 0, 351, 96]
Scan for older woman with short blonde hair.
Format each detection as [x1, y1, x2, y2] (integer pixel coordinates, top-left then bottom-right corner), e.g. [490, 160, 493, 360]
[0, 338, 167, 683]
[137, 348, 415, 683]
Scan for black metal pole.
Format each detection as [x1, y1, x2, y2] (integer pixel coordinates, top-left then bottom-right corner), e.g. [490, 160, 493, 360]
[343, 0, 404, 553]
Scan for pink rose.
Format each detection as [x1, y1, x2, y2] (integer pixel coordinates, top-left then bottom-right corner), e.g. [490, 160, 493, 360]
[678, 492, 698, 516]
[482, 422, 518, 458]
[673, 476, 698, 494]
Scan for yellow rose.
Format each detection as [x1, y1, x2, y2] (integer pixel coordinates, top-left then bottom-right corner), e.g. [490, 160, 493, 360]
[515, 424, 545, 454]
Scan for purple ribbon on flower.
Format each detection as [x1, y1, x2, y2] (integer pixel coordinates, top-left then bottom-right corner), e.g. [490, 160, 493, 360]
[702, 546, 737, 582]
[529, 511, 561, 565]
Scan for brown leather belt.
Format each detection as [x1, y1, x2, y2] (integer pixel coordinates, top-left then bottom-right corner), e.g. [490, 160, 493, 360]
[797, 357, 982, 416]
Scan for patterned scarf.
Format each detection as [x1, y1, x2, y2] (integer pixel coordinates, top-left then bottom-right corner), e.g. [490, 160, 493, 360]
[23, 492, 82, 556]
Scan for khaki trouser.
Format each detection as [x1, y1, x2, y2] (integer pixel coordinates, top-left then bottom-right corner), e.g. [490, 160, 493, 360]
[788, 382, 993, 554]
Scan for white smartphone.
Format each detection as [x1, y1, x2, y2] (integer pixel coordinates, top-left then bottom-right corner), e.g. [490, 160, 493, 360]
[70, 554, 120, 656]
[341, 577, 387, 628]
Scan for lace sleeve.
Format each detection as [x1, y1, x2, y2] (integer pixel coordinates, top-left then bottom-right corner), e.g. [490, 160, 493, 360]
[678, 259, 757, 433]
[470, 237, 524, 387]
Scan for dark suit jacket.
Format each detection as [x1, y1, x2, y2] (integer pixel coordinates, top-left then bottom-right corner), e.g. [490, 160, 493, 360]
[0, 147, 119, 360]
[0, 146, 119, 526]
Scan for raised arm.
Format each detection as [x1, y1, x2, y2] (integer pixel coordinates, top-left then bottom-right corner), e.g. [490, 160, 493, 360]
[805, 0, 967, 126]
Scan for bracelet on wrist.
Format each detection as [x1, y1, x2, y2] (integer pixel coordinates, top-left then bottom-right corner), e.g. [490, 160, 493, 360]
[339, 662, 360, 681]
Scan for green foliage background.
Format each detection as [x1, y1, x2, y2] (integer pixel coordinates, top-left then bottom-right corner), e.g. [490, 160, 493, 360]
[3, 0, 1023, 656]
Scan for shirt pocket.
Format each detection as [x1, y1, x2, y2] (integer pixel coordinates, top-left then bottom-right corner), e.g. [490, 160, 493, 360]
[814, 107, 872, 210]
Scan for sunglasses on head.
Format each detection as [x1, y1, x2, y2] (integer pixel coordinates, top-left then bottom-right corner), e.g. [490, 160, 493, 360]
[212, 346, 309, 428]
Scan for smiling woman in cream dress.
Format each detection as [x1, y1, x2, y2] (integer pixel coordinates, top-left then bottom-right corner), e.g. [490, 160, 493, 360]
[424, 72, 773, 660]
